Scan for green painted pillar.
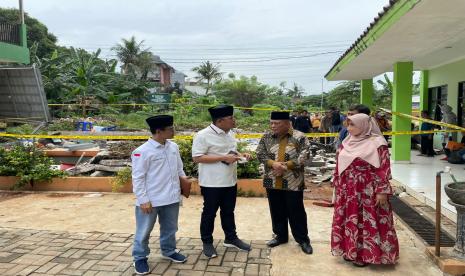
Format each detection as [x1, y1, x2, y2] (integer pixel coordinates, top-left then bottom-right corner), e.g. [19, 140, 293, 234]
[392, 62, 413, 161]
[419, 70, 429, 112]
[360, 79, 373, 111]
[20, 24, 27, 48]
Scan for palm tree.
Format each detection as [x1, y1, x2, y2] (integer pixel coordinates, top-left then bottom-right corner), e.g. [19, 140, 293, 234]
[136, 51, 155, 80]
[191, 61, 222, 94]
[286, 83, 304, 99]
[112, 36, 150, 76]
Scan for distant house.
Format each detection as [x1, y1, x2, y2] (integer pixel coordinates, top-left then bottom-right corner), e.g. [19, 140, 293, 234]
[142, 55, 186, 93]
[184, 78, 207, 95]
[145, 55, 174, 86]
[171, 70, 187, 89]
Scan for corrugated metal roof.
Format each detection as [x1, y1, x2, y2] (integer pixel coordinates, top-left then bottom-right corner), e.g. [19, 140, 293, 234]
[0, 66, 51, 122]
[325, 0, 398, 78]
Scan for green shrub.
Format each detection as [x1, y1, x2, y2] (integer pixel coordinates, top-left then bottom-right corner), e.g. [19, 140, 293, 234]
[111, 167, 132, 192]
[175, 140, 261, 179]
[0, 144, 67, 189]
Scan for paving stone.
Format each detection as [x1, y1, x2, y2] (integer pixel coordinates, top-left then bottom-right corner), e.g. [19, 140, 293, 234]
[114, 261, 132, 272]
[151, 262, 170, 274]
[35, 262, 58, 273]
[0, 253, 22, 262]
[82, 271, 99, 276]
[223, 261, 247, 268]
[259, 264, 271, 275]
[16, 265, 39, 276]
[179, 270, 204, 276]
[245, 263, 259, 275]
[59, 268, 87, 275]
[163, 268, 180, 276]
[47, 263, 68, 274]
[231, 267, 246, 276]
[68, 258, 87, 269]
[97, 260, 121, 266]
[193, 259, 208, 271]
[82, 254, 106, 260]
[236, 251, 249, 262]
[204, 272, 230, 276]
[224, 251, 237, 262]
[51, 257, 76, 264]
[70, 249, 88, 259]
[90, 264, 114, 271]
[79, 259, 99, 270]
[208, 254, 224, 266]
[248, 257, 271, 265]
[95, 272, 121, 276]
[206, 265, 233, 273]
[60, 248, 79, 258]
[0, 228, 272, 276]
[0, 263, 16, 270]
[94, 241, 112, 250]
[103, 251, 121, 260]
[5, 264, 28, 275]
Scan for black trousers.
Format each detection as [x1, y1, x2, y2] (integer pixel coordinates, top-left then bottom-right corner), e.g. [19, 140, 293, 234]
[420, 136, 434, 156]
[200, 185, 238, 244]
[267, 188, 310, 244]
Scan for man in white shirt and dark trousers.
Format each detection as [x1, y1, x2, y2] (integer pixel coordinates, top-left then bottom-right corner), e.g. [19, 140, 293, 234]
[131, 115, 188, 275]
[192, 105, 252, 258]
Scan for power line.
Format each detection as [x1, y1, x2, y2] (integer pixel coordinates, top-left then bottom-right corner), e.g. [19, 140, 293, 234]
[59, 40, 352, 51]
[163, 51, 343, 64]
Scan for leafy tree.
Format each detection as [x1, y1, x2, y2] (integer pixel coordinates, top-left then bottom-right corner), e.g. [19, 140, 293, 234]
[325, 81, 360, 110]
[112, 36, 150, 76]
[286, 83, 305, 99]
[377, 73, 393, 94]
[301, 94, 326, 110]
[192, 61, 223, 95]
[0, 8, 58, 60]
[38, 46, 151, 115]
[214, 75, 270, 108]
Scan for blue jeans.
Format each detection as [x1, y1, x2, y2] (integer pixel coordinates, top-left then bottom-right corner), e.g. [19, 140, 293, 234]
[132, 202, 179, 261]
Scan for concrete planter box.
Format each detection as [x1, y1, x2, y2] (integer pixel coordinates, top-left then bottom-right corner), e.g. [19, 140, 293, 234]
[0, 176, 265, 196]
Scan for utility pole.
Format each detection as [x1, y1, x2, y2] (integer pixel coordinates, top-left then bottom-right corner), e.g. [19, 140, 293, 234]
[19, 0, 24, 24]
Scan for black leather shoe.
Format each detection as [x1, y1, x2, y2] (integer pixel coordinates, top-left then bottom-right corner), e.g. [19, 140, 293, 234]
[266, 238, 287, 248]
[300, 242, 313, 254]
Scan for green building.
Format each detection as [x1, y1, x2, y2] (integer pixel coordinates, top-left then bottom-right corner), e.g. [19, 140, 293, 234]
[325, 0, 465, 161]
[0, 0, 30, 64]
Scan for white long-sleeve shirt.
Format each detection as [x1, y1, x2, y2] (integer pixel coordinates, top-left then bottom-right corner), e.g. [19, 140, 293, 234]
[131, 139, 186, 207]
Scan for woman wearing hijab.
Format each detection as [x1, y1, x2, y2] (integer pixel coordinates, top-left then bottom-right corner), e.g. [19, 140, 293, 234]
[331, 113, 399, 267]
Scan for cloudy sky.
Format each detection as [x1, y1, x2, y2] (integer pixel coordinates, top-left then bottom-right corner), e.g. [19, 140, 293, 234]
[4, 0, 390, 94]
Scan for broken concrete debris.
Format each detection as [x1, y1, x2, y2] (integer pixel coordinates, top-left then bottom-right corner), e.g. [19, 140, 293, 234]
[66, 141, 143, 176]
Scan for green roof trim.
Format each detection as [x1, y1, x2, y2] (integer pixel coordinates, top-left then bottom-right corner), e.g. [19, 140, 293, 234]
[325, 0, 420, 80]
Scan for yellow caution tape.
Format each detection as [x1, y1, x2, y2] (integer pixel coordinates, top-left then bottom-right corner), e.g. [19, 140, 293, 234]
[47, 103, 318, 112]
[0, 128, 457, 141]
[380, 108, 465, 131]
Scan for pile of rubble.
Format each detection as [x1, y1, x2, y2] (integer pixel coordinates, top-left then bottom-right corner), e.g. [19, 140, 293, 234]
[67, 141, 143, 176]
[305, 144, 336, 185]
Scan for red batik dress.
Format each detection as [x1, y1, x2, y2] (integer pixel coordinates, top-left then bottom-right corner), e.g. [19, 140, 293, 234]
[331, 145, 399, 264]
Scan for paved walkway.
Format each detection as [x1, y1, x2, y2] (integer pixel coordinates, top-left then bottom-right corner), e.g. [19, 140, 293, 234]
[0, 227, 270, 275]
[0, 193, 442, 275]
